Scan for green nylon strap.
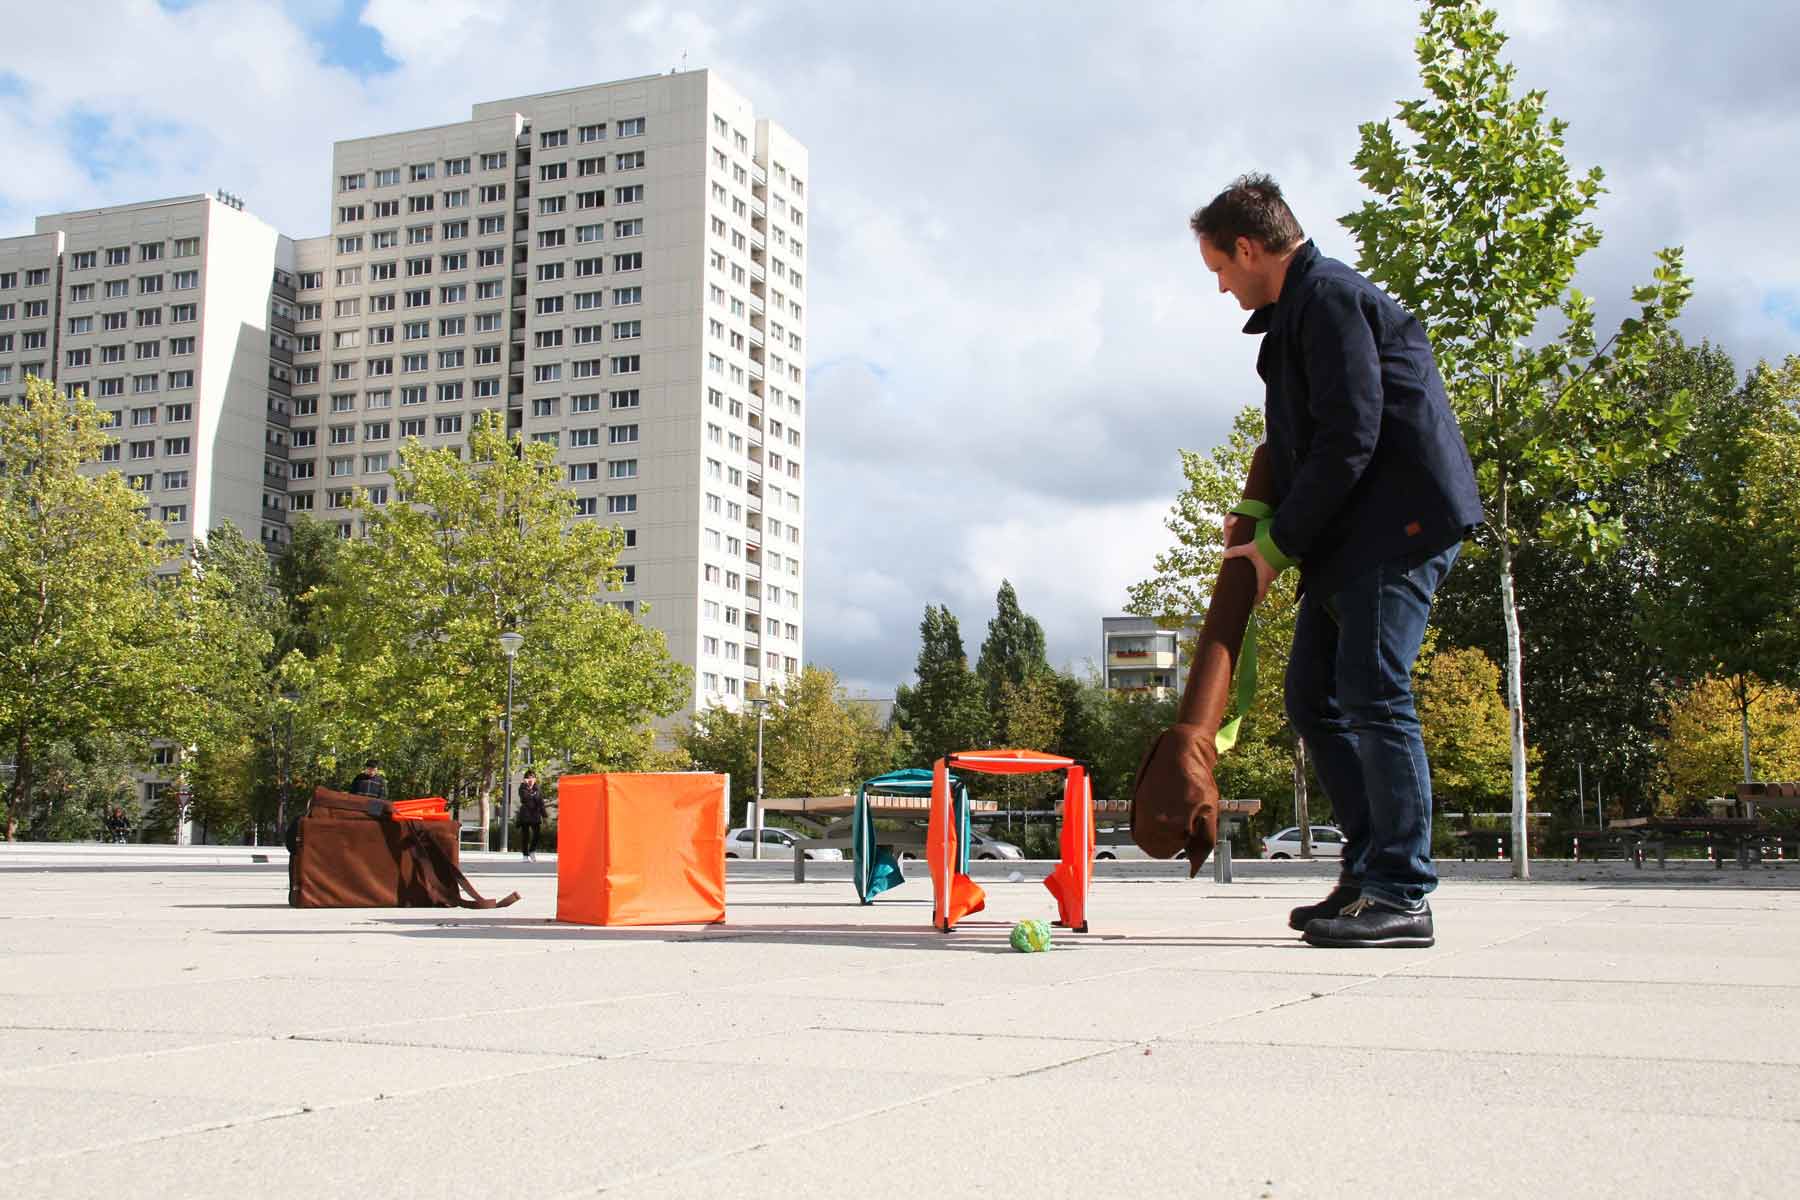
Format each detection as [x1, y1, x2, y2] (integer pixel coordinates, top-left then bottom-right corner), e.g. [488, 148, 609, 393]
[1214, 499, 1270, 754]
[1228, 499, 1274, 521]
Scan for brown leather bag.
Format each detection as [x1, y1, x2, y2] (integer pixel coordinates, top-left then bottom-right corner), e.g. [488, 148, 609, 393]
[288, 786, 519, 909]
[1131, 445, 1275, 875]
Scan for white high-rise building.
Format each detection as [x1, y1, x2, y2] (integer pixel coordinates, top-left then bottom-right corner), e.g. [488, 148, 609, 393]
[297, 70, 809, 718]
[0, 70, 808, 727]
[0, 194, 287, 555]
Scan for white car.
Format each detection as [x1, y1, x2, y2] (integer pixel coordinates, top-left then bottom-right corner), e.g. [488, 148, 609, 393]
[1262, 825, 1346, 859]
[724, 827, 843, 860]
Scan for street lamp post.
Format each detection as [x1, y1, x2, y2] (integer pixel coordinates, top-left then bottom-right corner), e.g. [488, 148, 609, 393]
[499, 631, 525, 853]
[749, 696, 769, 861]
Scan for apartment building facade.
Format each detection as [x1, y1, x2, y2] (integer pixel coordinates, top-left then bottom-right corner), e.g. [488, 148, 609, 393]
[1100, 615, 1199, 696]
[2, 70, 807, 734]
[0, 195, 288, 556]
[294, 70, 809, 715]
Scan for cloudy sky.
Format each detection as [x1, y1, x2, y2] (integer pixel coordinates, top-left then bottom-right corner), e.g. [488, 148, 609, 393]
[5, 0, 1796, 697]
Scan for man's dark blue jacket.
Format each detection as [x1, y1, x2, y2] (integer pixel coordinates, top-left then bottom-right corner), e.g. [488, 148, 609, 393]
[1246, 240, 1483, 596]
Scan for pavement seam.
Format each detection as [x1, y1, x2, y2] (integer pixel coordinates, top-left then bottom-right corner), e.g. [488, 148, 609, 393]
[1141, 1034, 1800, 1073]
[0, 1054, 591, 1170]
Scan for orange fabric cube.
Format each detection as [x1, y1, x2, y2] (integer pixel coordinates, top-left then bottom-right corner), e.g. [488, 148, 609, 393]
[556, 772, 727, 926]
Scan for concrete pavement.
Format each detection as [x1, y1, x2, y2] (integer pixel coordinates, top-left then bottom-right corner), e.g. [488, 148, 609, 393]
[3, 845, 1798, 1197]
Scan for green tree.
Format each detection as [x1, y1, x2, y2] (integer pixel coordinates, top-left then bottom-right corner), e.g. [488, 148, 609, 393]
[309, 412, 686, 835]
[1341, 0, 1693, 875]
[0, 378, 206, 838]
[1660, 676, 1800, 811]
[975, 580, 1049, 713]
[681, 668, 904, 822]
[1637, 353, 1800, 784]
[892, 605, 990, 763]
[273, 515, 343, 661]
[1414, 644, 1514, 814]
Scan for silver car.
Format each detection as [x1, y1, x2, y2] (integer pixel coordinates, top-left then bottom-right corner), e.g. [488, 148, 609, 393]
[724, 827, 843, 860]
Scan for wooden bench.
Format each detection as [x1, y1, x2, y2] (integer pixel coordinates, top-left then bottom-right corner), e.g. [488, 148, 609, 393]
[1606, 816, 1772, 868]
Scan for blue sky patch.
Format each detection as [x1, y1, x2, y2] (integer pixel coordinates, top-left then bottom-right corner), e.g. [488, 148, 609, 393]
[310, 1, 399, 77]
[1763, 291, 1800, 331]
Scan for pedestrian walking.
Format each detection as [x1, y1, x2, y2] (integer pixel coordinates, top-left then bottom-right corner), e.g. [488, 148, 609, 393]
[516, 768, 546, 861]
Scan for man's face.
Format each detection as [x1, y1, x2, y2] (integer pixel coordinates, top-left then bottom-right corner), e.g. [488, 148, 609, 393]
[1198, 234, 1269, 310]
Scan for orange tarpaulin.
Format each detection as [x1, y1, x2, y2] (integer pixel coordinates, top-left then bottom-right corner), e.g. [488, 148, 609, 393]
[929, 750, 1095, 933]
[556, 773, 727, 926]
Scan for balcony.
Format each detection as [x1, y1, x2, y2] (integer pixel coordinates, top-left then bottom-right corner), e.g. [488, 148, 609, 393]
[268, 343, 293, 367]
[270, 312, 295, 334]
[265, 401, 290, 429]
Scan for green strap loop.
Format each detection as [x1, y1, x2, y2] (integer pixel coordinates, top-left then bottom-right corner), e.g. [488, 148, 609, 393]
[1214, 611, 1258, 754]
[1214, 498, 1271, 754]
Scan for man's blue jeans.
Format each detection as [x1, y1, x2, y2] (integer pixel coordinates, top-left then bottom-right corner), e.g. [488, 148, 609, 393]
[1284, 544, 1460, 908]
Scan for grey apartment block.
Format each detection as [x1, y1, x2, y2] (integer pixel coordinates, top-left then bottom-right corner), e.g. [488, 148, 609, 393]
[1100, 615, 1198, 696]
[2, 70, 808, 732]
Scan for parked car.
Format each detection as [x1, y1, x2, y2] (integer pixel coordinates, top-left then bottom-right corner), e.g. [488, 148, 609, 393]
[1261, 825, 1346, 859]
[966, 830, 1025, 860]
[724, 827, 843, 860]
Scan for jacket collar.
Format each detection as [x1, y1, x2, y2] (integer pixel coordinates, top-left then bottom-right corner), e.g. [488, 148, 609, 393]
[1240, 239, 1320, 335]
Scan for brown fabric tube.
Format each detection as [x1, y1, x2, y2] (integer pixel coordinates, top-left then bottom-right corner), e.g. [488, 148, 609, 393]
[1131, 444, 1276, 875]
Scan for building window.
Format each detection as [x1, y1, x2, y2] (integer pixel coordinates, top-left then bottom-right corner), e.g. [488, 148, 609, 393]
[607, 494, 636, 514]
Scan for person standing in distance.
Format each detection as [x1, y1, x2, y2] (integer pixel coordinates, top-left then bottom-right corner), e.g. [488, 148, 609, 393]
[1193, 174, 1483, 948]
[349, 759, 387, 800]
[516, 768, 546, 862]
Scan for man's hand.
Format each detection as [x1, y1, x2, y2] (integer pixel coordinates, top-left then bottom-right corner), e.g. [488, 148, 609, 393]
[1222, 539, 1277, 605]
[1222, 512, 1242, 543]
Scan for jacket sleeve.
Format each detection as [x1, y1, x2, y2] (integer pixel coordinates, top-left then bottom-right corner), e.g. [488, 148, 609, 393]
[1266, 281, 1384, 566]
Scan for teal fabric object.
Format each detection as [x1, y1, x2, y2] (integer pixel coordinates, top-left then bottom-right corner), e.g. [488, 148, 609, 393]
[852, 768, 970, 903]
[1010, 919, 1053, 953]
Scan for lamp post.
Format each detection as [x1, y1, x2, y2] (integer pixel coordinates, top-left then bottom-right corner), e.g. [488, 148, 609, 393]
[279, 691, 299, 836]
[749, 695, 769, 860]
[498, 630, 525, 853]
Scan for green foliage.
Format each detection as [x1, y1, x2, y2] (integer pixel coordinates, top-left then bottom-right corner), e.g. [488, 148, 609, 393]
[0, 377, 268, 837]
[1636, 352, 1800, 773]
[892, 605, 991, 763]
[1342, 1, 1693, 563]
[680, 666, 901, 821]
[1414, 644, 1515, 812]
[1659, 676, 1800, 810]
[273, 516, 343, 661]
[1339, 0, 1693, 860]
[306, 411, 686, 804]
[975, 580, 1050, 712]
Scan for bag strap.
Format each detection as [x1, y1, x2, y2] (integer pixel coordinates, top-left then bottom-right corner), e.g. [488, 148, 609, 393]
[409, 824, 520, 909]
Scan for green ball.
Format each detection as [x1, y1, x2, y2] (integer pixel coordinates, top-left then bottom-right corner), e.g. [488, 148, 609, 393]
[1010, 919, 1053, 953]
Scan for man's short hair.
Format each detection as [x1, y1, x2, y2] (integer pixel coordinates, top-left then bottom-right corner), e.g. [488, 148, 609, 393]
[1190, 173, 1305, 256]
[363, 758, 381, 770]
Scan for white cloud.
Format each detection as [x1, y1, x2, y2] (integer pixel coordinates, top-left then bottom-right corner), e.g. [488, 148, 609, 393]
[5, 0, 1795, 699]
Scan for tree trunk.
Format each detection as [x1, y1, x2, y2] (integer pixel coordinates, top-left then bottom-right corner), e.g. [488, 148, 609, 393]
[1499, 542, 1530, 880]
[7, 729, 30, 842]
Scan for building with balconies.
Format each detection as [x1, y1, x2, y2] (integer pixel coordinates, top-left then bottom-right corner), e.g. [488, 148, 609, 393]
[1101, 615, 1199, 696]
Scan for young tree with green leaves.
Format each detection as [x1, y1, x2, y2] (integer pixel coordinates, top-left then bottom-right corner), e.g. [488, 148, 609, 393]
[0, 377, 268, 839]
[1341, 0, 1693, 876]
[893, 605, 990, 763]
[308, 412, 686, 838]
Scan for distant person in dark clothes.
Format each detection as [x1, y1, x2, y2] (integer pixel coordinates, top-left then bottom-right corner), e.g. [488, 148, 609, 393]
[516, 768, 546, 861]
[349, 759, 387, 800]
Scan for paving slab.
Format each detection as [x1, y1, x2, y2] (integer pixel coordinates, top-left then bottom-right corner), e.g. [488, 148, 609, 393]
[2, 846, 1797, 1197]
